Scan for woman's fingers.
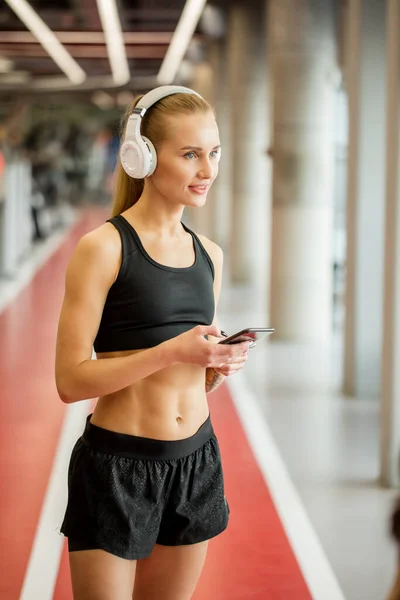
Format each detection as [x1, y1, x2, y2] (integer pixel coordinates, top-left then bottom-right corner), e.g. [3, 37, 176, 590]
[225, 353, 248, 366]
[215, 364, 241, 376]
[214, 352, 248, 376]
[211, 341, 251, 374]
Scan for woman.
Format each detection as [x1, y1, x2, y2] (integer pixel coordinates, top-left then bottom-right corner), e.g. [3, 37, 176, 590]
[387, 500, 400, 600]
[56, 86, 251, 600]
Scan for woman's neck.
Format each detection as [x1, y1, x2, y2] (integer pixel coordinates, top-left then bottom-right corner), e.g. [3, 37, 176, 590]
[127, 195, 185, 235]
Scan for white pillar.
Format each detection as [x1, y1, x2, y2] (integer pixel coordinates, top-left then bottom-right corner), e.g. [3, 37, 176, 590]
[380, 0, 400, 487]
[227, 1, 269, 285]
[1, 163, 19, 277]
[267, 0, 336, 341]
[207, 40, 232, 250]
[343, 0, 387, 396]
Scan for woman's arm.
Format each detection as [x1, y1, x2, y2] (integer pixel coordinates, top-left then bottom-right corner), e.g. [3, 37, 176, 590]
[55, 226, 177, 403]
[200, 236, 250, 394]
[205, 366, 226, 394]
[197, 236, 227, 394]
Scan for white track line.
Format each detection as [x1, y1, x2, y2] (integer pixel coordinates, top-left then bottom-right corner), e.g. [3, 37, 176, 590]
[0, 212, 78, 317]
[227, 372, 346, 600]
[19, 401, 90, 600]
[0, 209, 85, 599]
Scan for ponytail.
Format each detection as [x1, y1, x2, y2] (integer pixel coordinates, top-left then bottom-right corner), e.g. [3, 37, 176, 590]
[110, 94, 144, 217]
[110, 160, 144, 217]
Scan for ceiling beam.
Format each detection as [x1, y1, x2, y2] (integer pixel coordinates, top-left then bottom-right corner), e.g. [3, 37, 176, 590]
[0, 44, 167, 58]
[3, 0, 86, 84]
[0, 31, 174, 44]
[0, 73, 159, 93]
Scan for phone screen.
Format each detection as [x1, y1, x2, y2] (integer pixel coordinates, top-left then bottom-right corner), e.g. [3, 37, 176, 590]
[219, 328, 274, 346]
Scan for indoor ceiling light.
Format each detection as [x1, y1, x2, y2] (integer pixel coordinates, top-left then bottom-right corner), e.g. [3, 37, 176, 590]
[0, 70, 31, 84]
[96, 0, 130, 85]
[0, 57, 14, 73]
[157, 0, 207, 85]
[91, 90, 115, 110]
[117, 90, 134, 107]
[4, 0, 86, 84]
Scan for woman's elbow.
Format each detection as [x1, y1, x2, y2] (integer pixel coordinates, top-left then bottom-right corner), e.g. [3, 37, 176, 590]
[56, 380, 74, 404]
[56, 378, 94, 404]
[55, 360, 95, 404]
[56, 372, 79, 404]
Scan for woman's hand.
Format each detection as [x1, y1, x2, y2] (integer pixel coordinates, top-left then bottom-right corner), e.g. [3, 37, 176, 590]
[167, 324, 244, 369]
[213, 342, 250, 377]
[205, 341, 251, 393]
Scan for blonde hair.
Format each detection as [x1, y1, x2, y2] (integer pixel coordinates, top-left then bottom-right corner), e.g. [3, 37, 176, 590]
[111, 91, 212, 217]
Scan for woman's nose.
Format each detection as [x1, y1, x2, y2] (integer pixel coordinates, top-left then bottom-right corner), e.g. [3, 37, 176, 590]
[198, 160, 213, 179]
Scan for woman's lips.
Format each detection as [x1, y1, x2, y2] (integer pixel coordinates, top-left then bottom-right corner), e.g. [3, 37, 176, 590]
[189, 185, 209, 195]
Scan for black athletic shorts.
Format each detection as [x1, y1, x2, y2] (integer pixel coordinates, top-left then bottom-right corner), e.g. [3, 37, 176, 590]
[60, 413, 230, 560]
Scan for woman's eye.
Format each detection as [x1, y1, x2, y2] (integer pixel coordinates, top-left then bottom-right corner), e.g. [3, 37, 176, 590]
[184, 152, 196, 159]
[210, 150, 220, 158]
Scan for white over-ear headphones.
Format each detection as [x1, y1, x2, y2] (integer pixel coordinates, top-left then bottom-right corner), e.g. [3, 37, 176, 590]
[120, 85, 202, 179]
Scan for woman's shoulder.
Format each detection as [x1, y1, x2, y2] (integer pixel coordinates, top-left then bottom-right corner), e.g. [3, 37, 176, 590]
[196, 233, 223, 265]
[77, 220, 121, 256]
[69, 221, 122, 283]
[194, 233, 223, 277]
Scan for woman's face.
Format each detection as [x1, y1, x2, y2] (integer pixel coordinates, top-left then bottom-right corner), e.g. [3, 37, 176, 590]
[150, 111, 221, 208]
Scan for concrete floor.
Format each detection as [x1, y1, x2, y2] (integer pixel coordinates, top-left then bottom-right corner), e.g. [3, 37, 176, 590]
[218, 283, 399, 600]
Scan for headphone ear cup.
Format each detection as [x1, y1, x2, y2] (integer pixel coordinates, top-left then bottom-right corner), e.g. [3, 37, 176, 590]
[120, 140, 141, 178]
[142, 136, 157, 176]
[120, 137, 151, 179]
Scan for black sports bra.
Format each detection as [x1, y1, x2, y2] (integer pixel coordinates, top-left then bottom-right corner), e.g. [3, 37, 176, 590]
[93, 215, 215, 352]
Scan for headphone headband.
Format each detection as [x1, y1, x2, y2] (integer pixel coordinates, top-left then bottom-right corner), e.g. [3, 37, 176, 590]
[125, 85, 202, 143]
[135, 85, 203, 114]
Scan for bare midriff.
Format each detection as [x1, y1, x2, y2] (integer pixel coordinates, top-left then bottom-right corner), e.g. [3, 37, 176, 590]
[90, 348, 210, 441]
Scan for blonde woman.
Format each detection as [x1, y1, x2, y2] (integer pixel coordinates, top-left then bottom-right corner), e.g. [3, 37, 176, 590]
[56, 86, 250, 600]
[387, 500, 400, 600]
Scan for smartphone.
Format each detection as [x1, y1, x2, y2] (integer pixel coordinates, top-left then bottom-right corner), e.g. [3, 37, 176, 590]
[219, 328, 274, 348]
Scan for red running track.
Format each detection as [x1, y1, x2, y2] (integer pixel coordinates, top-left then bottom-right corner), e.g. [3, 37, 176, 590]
[0, 208, 312, 599]
[0, 209, 108, 600]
